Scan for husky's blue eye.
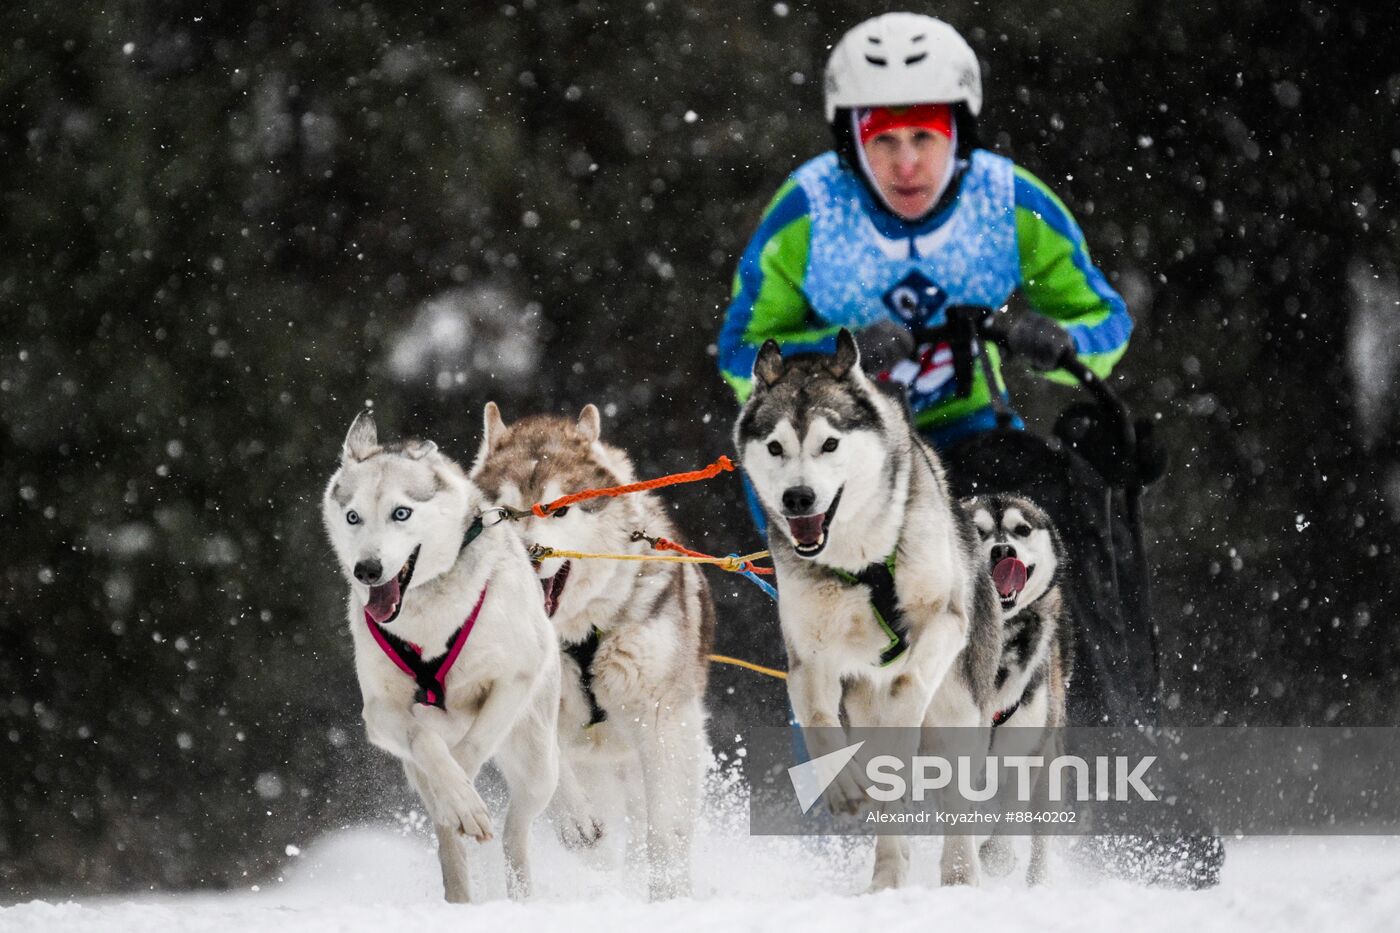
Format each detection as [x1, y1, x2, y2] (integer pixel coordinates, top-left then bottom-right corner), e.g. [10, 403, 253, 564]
[346, 510, 361, 525]
[822, 437, 840, 453]
[767, 440, 783, 457]
[392, 507, 413, 522]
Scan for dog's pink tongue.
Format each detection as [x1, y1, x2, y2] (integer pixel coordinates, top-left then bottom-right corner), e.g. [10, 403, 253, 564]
[365, 578, 401, 624]
[993, 558, 1028, 598]
[786, 513, 826, 547]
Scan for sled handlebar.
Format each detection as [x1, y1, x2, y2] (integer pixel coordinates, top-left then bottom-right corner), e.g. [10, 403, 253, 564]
[905, 305, 1142, 502]
[908, 306, 1133, 433]
[973, 313, 1128, 419]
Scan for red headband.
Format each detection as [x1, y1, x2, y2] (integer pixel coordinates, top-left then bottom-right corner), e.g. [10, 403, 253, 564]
[857, 104, 954, 146]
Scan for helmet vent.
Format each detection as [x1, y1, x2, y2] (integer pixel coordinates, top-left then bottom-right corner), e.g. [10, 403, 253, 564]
[904, 52, 928, 65]
[864, 54, 888, 66]
[911, 34, 926, 42]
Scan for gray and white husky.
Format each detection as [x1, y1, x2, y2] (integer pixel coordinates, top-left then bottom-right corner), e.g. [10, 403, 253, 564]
[322, 411, 561, 903]
[734, 330, 1002, 890]
[966, 493, 1071, 734]
[967, 492, 1072, 884]
[471, 402, 714, 899]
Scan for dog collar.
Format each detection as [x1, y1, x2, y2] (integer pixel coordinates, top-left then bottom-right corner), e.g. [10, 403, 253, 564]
[831, 553, 909, 666]
[365, 585, 488, 708]
[461, 514, 486, 552]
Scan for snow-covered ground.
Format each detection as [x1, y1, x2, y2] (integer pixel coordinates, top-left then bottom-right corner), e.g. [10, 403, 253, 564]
[5, 776, 1399, 933]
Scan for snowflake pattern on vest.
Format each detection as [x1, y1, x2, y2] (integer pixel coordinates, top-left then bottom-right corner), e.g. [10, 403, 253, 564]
[795, 149, 1019, 403]
[795, 149, 1013, 330]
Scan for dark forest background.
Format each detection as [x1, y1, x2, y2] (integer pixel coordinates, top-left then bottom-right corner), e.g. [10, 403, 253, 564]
[2, 0, 1397, 897]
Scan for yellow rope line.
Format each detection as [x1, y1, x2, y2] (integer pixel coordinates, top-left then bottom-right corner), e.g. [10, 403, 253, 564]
[530, 545, 788, 681]
[529, 545, 771, 574]
[707, 654, 788, 680]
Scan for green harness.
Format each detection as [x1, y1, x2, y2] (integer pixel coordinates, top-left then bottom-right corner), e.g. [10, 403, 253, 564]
[830, 553, 910, 666]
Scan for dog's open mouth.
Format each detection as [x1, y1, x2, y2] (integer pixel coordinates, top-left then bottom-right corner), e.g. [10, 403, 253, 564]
[539, 560, 572, 618]
[366, 545, 420, 625]
[785, 487, 843, 558]
[992, 556, 1033, 610]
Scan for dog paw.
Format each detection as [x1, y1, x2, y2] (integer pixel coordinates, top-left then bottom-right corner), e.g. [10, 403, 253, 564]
[438, 782, 494, 842]
[823, 766, 867, 816]
[980, 836, 1017, 878]
[648, 869, 692, 901]
[868, 857, 910, 892]
[558, 812, 605, 850]
[867, 871, 903, 893]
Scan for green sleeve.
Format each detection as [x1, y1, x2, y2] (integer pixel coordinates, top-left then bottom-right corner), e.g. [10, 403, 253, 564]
[718, 179, 840, 401]
[1014, 166, 1133, 384]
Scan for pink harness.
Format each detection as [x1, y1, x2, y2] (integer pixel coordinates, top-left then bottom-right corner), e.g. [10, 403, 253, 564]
[364, 585, 489, 708]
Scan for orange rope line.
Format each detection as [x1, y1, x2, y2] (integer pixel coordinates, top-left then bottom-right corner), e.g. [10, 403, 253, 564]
[648, 534, 774, 576]
[530, 455, 736, 518]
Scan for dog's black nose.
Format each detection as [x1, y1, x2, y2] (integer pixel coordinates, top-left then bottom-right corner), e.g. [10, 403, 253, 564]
[353, 559, 382, 585]
[990, 544, 1016, 563]
[782, 485, 817, 515]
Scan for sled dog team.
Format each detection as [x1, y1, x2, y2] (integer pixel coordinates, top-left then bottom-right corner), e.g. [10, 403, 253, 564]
[322, 331, 1071, 901]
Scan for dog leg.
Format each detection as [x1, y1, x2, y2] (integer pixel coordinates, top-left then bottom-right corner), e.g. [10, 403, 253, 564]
[452, 671, 540, 784]
[876, 608, 985, 889]
[980, 836, 1017, 878]
[365, 700, 494, 842]
[929, 677, 986, 888]
[434, 823, 475, 903]
[840, 679, 912, 892]
[552, 749, 605, 850]
[1025, 722, 1062, 886]
[788, 657, 866, 814]
[404, 762, 476, 903]
[492, 704, 560, 901]
[1027, 834, 1050, 885]
[941, 834, 981, 886]
[878, 607, 970, 730]
[870, 835, 911, 891]
[632, 702, 701, 900]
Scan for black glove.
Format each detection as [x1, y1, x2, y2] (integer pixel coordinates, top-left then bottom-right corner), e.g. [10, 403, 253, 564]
[854, 319, 916, 372]
[1001, 315, 1075, 371]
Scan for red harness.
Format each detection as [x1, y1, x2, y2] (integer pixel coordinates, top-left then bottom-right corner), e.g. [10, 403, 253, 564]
[364, 585, 489, 708]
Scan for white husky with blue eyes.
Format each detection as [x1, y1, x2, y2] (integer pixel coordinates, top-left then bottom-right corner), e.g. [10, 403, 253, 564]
[321, 410, 560, 904]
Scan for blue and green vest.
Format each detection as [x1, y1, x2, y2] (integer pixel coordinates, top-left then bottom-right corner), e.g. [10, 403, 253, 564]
[719, 148, 1132, 439]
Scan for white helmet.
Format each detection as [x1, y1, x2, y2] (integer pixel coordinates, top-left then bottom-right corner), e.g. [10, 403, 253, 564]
[824, 13, 982, 121]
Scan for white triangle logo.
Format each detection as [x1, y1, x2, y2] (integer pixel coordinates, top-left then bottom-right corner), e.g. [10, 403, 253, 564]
[787, 740, 865, 814]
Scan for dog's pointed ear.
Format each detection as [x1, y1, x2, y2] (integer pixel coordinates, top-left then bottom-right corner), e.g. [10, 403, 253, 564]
[472, 401, 507, 476]
[482, 401, 507, 453]
[343, 410, 379, 462]
[576, 403, 601, 443]
[827, 329, 860, 380]
[404, 439, 437, 460]
[753, 339, 786, 389]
